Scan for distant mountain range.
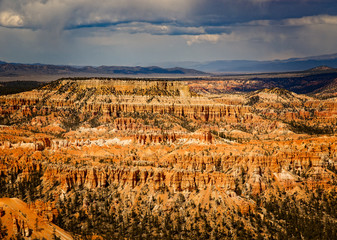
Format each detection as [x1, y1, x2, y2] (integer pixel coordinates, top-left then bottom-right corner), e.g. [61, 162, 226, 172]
[0, 61, 206, 77]
[2, 53, 337, 77]
[160, 53, 337, 73]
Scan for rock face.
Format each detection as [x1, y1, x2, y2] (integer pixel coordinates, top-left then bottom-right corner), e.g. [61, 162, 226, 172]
[0, 198, 72, 239]
[0, 78, 337, 239]
[0, 79, 251, 125]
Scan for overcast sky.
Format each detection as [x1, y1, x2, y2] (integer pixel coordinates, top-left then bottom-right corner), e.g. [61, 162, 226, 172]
[1, 0, 337, 66]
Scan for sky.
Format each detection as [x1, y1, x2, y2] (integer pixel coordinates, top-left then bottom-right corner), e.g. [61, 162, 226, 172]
[0, 0, 337, 66]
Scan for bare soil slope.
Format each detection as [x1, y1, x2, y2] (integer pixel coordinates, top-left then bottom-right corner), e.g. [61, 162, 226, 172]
[0, 198, 72, 239]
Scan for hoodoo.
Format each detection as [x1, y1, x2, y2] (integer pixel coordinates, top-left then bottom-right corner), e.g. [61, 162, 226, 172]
[0, 78, 336, 239]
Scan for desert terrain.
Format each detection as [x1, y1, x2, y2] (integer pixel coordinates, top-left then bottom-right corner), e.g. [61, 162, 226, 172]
[0, 74, 336, 239]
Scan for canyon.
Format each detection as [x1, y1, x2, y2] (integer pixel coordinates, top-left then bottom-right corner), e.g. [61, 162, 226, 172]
[0, 78, 336, 239]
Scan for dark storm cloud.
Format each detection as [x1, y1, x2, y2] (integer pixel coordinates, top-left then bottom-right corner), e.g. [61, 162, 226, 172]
[0, 0, 336, 65]
[2, 0, 336, 34]
[0, 0, 191, 30]
[190, 0, 337, 26]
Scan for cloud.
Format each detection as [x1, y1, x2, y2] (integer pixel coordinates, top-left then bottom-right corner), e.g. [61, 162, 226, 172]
[0, 11, 24, 27]
[1, 0, 337, 66]
[248, 15, 337, 26]
[0, 0, 192, 30]
[102, 22, 205, 36]
[1, 0, 337, 35]
[190, 0, 337, 27]
[184, 14, 337, 46]
[283, 15, 337, 26]
[185, 34, 222, 45]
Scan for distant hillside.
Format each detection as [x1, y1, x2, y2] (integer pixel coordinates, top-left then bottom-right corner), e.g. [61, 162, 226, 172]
[246, 87, 310, 106]
[312, 78, 337, 99]
[255, 67, 337, 94]
[161, 53, 337, 73]
[186, 66, 337, 95]
[0, 61, 206, 77]
[226, 66, 337, 93]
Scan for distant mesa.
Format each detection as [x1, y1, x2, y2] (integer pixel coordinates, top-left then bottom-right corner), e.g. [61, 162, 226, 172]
[43, 78, 192, 97]
[307, 65, 335, 72]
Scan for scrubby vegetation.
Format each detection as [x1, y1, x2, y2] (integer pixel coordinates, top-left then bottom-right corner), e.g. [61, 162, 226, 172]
[0, 81, 45, 96]
[288, 121, 335, 135]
